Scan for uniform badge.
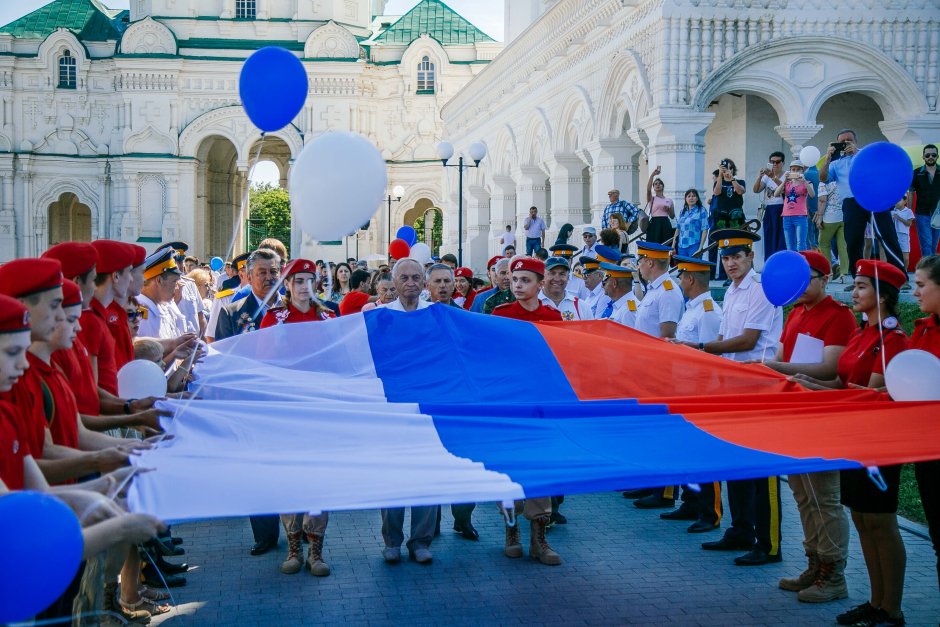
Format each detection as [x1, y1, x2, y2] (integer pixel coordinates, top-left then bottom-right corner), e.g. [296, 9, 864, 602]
[303, 263, 311, 270]
[627, 300, 637, 312]
[663, 280, 674, 291]
[12, 440, 18, 454]
[703, 299, 714, 312]
[562, 311, 574, 321]
[514, 261, 523, 270]
[882, 316, 898, 330]
[22, 311, 29, 326]
[274, 309, 290, 324]
[722, 239, 730, 246]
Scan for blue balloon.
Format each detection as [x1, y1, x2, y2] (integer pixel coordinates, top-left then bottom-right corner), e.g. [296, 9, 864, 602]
[0, 492, 83, 623]
[239, 47, 308, 132]
[396, 225, 418, 246]
[210, 256, 224, 272]
[761, 250, 811, 307]
[848, 142, 913, 213]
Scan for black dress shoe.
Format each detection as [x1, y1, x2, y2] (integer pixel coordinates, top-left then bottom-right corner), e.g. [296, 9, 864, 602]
[660, 507, 698, 521]
[621, 489, 653, 499]
[687, 520, 720, 533]
[633, 495, 675, 509]
[143, 571, 186, 588]
[171, 537, 184, 546]
[701, 536, 755, 551]
[453, 520, 479, 541]
[150, 537, 185, 557]
[142, 552, 190, 575]
[733, 548, 782, 566]
[549, 511, 567, 525]
[249, 539, 277, 556]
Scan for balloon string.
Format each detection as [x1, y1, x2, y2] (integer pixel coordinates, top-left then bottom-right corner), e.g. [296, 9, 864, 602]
[871, 214, 888, 379]
[223, 134, 267, 262]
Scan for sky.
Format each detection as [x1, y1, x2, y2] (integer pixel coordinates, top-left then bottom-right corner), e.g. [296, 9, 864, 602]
[0, 1, 504, 40]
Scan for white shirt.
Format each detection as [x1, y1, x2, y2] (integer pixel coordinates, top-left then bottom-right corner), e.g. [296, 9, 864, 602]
[718, 269, 783, 362]
[819, 181, 842, 223]
[539, 291, 593, 321]
[589, 283, 609, 318]
[176, 278, 203, 333]
[761, 172, 784, 206]
[566, 273, 591, 300]
[892, 206, 914, 237]
[500, 232, 516, 247]
[605, 292, 638, 328]
[386, 298, 433, 312]
[137, 293, 183, 340]
[676, 292, 723, 344]
[634, 272, 685, 337]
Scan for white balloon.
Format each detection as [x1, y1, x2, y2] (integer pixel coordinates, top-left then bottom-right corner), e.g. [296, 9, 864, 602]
[118, 360, 168, 400]
[885, 349, 940, 401]
[289, 131, 388, 241]
[799, 145, 821, 167]
[409, 242, 432, 264]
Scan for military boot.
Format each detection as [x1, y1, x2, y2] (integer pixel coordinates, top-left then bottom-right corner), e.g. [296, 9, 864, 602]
[280, 531, 304, 574]
[529, 516, 562, 565]
[798, 559, 849, 603]
[779, 552, 818, 591]
[504, 522, 523, 558]
[305, 532, 331, 576]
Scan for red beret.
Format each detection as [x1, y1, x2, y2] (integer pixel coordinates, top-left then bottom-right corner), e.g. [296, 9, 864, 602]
[800, 251, 831, 276]
[338, 290, 370, 316]
[454, 267, 473, 279]
[284, 258, 317, 279]
[855, 260, 907, 291]
[61, 280, 83, 308]
[0, 258, 63, 299]
[91, 240, 135, 275]
[510, 257, 545, 276]
[486, 256, 504, 270]
[0, 294, 30, 334]
[126, 243, 147, 268]
[42, 242, 98, 279]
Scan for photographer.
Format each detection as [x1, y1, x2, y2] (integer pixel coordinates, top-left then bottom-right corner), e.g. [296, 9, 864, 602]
[711, 160, 746, 280]
[820, 129, 906, 276]
[773, 160, 815, 251]
[753, 151, 787, 261]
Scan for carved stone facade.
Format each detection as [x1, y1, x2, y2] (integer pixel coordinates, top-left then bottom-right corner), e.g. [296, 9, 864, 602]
[0, 0, 501, 261]
[442, 0, 939, 269]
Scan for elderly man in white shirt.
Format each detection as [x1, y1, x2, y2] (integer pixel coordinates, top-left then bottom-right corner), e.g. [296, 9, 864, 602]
[137, 247, 186, 340]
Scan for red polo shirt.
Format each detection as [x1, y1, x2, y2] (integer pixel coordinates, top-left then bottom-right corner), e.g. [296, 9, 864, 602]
[79, 298, 118, 395]
[780, 296, 857, 362]
[911, 314, 940, 357]
[836, 323, 909, 387]
[260, 302, 335, 328]
[107, 301, 134, 370]
[0, 372, 47, 459]
[492, 301, 563, 322]
[51, 338, 99, 416]
[26, 352, 79, 449]
[0, 400, 26, 490]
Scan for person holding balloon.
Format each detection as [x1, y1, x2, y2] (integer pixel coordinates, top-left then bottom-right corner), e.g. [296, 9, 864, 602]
[789, 259, 910, 627]
[911, 254, 940, 592]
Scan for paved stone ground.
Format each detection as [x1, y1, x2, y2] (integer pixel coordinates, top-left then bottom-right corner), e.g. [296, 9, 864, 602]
[151, 483, 939, 626]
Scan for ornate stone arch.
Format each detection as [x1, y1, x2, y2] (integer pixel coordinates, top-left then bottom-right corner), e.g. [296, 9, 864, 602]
[178, 106, 304, 160]
[400, 35, 451, 93]
[37, 29, 89, 88]
[304, 21, 360, 59]
[395, 189, 442, 228]
[692, 35, 927, 124]
[520, 108, 553, 170]
[555, 86, 596, 153]
[119, 17, 177, 55]
[33, 178, 101, 244]
[488, 124, 518, 180]
[596, 50, 653, 140]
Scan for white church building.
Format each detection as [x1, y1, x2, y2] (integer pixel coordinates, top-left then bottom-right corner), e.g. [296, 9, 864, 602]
[0, 0, 500, 262]
[0, 0, 937, 270]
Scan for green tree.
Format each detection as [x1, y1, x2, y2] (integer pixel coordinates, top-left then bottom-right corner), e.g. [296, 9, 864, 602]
[413, 209, 443, 256]
[248, 183, 291, 256]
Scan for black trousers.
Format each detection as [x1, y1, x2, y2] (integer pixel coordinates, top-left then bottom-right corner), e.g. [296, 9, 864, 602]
[451, 502, 476, 524]
[842, 197, 906, 275]
[250, 514, 280, 545]
[915, 460, 940, 591]
[726, 477, 782, 555]
[674, 482, 722, 525]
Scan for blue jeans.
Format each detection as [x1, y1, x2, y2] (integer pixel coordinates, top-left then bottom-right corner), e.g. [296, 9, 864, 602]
[783, 215, 808, 252]
[916, 214, 940, 257]
[762, 203, 785, 261]
[525, 237, 542, 256]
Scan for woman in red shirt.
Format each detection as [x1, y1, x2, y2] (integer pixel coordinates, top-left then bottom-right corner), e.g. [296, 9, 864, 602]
[792, 259, 910, 627]
[453, 267, 476, 309]
[257, 258, 332, 577]
[260, 259, 336, 328]
[912, 254, 940, 594]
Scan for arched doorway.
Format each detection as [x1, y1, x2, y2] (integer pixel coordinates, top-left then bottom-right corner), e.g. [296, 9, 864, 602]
[814, 92, 887, 150]
[48, 192, 92, 245]
[404, 199, 443, 257]
[196, 136, 241, 258]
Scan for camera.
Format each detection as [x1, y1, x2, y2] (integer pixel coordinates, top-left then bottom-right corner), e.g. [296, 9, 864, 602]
[830, 141, 846, 159]
[720, 159, 730, 169]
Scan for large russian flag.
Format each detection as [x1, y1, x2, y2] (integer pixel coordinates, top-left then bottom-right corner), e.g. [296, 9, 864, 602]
[129, 306, 940, 522]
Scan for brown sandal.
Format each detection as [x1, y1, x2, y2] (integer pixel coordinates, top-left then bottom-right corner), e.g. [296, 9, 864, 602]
[138, 585, 170, 602]
[121, 597, 172, 617]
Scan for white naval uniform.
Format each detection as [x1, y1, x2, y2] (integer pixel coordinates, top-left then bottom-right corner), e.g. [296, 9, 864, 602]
[634, 272, 685, 337]
[676, 292, 723, 344]
[538, 291, 593, 321]
[137, 293, 184, 340]
[587, 283, 607, 317]
[603, 292, 638, 328]
[565, 273, 591, 300]
[718, 269, 782, 361]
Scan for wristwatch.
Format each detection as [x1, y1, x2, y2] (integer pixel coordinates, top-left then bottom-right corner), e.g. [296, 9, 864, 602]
[698, 342, 705, 351]
[123, 399, 137, 414]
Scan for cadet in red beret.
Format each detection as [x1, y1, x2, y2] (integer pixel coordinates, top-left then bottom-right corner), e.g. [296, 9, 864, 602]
[469, 256, 505, 313]
[81, 241, 135, 395]
[492, 258, 562, 323]
[43, 242, 98, 307]
[260, 258, 335, 328]
[108, 243, 148, 370]
[0, 294, 32, 489]
[453, 267, 476, 310]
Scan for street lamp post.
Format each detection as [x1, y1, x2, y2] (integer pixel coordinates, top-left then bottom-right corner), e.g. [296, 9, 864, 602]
[386, 185, 405, 256]
[436, 141, 486, 266]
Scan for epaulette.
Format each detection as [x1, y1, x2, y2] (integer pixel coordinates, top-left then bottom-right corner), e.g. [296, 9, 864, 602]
[703, 299, 714, 312]
[627, 300, 637, 312]
[663, 279, 674, 291]
[215, 289, 234, 299]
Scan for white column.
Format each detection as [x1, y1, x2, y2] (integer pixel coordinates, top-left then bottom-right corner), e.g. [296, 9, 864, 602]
[774, 124, 824, 159]
[640, 107, 715, 203]
[162, 174, 181, 242]
[585, 139, 642, 224]
[878, 117, 940, 146]
[465, 183, 490, 269]
[546, 155, 589, 241]
[0, 169, 16, 261]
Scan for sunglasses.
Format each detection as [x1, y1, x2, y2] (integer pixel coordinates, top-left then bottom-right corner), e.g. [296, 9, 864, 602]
[925, 153, 938, 158]
[770, 159, 783, 164]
